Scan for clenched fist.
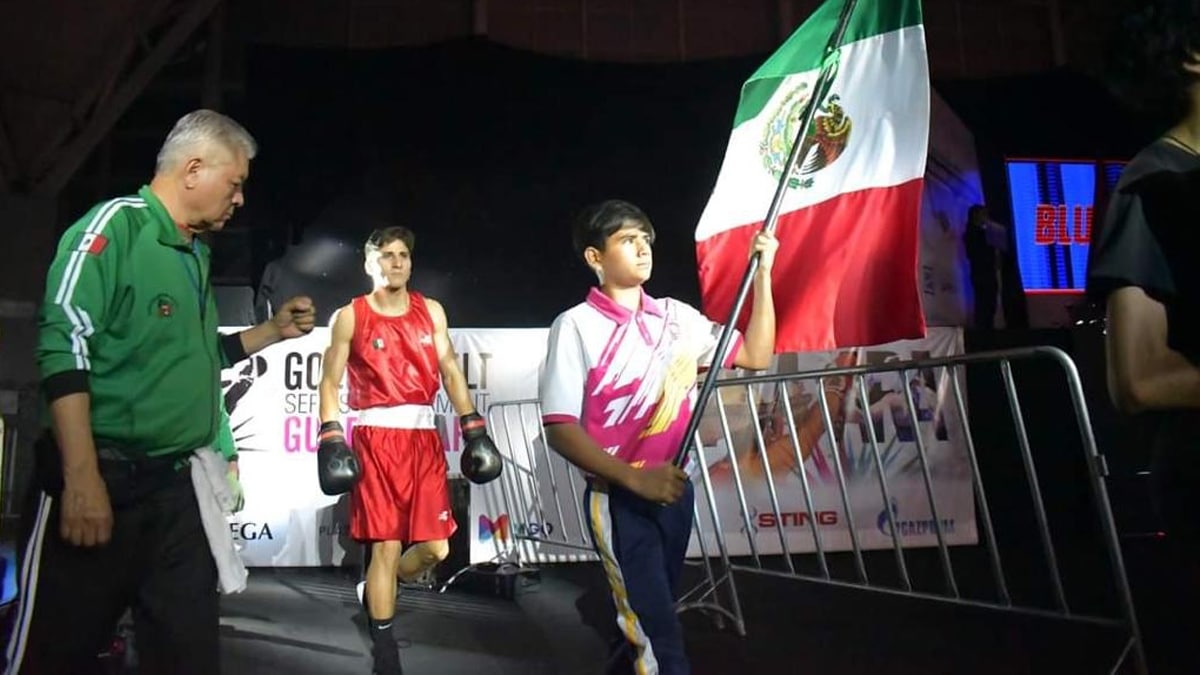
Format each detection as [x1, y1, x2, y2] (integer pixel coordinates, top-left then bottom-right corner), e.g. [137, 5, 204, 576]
[273, 296, 316, 338]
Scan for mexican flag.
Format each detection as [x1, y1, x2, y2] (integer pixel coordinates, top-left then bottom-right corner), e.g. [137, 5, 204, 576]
[695, 0, 929, 353]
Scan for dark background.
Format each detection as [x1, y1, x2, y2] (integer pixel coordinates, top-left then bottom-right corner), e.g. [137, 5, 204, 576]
[218, 40, 1156, 327]
[0, 0, 1161, 328]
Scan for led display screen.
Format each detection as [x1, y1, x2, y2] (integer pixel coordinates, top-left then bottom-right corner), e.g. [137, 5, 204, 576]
[1005, 159, 1126, 293]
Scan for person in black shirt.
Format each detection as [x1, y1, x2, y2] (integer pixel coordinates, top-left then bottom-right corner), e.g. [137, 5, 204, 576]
[964, 204, 1005, 329]
[1089, 0, 1200, 549]
[1090, 138, 1200, 541]
[1088, 2, 1200, 671]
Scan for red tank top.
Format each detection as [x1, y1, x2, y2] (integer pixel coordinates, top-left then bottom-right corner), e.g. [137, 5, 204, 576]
[346, 292, 441, 409]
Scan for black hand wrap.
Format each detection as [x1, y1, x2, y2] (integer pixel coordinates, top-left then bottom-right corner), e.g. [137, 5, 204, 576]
[459, 412, 502, 485]
[317, 420, 360, 496]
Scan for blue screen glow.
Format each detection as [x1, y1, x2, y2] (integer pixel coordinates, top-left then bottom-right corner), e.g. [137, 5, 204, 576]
[1005, 159, 1125, 292]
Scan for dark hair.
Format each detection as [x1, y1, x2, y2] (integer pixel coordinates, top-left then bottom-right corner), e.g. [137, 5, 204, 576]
[365, 226, 415, 257]
[1106, 0, 1200, 122]
[570, 199, 656, 258]
[967, 204, 987, 225]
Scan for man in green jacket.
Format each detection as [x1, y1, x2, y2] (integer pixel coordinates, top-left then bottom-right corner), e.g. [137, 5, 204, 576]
[5, 109, 315, 675]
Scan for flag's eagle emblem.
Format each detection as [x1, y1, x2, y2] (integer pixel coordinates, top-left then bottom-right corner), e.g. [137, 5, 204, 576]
[760, 83, 852, 190]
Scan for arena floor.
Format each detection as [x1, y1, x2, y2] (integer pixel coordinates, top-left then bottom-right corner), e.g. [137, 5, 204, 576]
[0, 539, 1185, 674]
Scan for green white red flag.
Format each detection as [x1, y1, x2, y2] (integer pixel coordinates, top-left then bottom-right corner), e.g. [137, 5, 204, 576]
[695, 0, 930, 352]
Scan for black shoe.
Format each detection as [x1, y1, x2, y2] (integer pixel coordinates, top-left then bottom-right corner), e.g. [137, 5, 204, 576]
[371, 636, 403, 675]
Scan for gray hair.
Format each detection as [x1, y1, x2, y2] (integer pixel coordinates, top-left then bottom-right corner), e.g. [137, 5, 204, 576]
[155, 109, 258, 174]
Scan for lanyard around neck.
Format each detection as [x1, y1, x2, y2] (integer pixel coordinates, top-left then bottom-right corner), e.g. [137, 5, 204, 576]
[177, 238, 207, 322]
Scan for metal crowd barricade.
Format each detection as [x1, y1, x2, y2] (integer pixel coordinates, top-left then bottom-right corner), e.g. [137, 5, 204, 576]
[440, 347, 1145, 674]
[680, 345, 1146, 675]
[439, 399, 596, 593]
[439, 398, 734, 629]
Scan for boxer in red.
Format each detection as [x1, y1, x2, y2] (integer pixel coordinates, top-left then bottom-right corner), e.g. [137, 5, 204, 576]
[317, 226, 496, 675]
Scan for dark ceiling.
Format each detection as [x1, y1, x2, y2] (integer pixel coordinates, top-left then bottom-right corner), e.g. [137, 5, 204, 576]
[0, 0, 1136, 199]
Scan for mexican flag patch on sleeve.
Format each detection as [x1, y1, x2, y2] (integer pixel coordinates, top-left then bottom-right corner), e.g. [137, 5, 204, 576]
[76, 232, 109, 255]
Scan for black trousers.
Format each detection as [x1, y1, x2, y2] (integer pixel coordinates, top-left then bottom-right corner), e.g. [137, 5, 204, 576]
[4, 455, 218, 675]
[1146, 415, 1200, 674]
[972, 275, 998, 329]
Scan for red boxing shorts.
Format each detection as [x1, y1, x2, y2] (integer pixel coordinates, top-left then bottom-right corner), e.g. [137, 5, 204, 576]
[350, 425, 458, 543]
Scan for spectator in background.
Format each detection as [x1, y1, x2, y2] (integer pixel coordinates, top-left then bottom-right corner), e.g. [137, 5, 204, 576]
[963, 204, 1006, 329]
[255, 223, 371, 326]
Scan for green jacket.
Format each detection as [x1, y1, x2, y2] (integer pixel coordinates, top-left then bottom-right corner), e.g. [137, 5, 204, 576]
[215, 409, 237, 461]
[37, 186, 246, 458]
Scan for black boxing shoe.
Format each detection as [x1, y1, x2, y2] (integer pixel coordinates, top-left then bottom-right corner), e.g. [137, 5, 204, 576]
[371, 636, 403, 675]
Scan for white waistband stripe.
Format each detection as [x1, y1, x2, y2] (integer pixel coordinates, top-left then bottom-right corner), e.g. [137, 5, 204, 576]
[356, 405, 436, 429]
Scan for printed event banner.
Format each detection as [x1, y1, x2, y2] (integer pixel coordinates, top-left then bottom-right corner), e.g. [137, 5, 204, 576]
[688, 325, 977, 557]
[220, 325, 973, 566]
[219, 326, 546, 567]
[468, 326, 976, 564]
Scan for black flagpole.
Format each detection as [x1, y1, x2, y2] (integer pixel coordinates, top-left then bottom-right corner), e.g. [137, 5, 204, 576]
[673, 0, 862, 468]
